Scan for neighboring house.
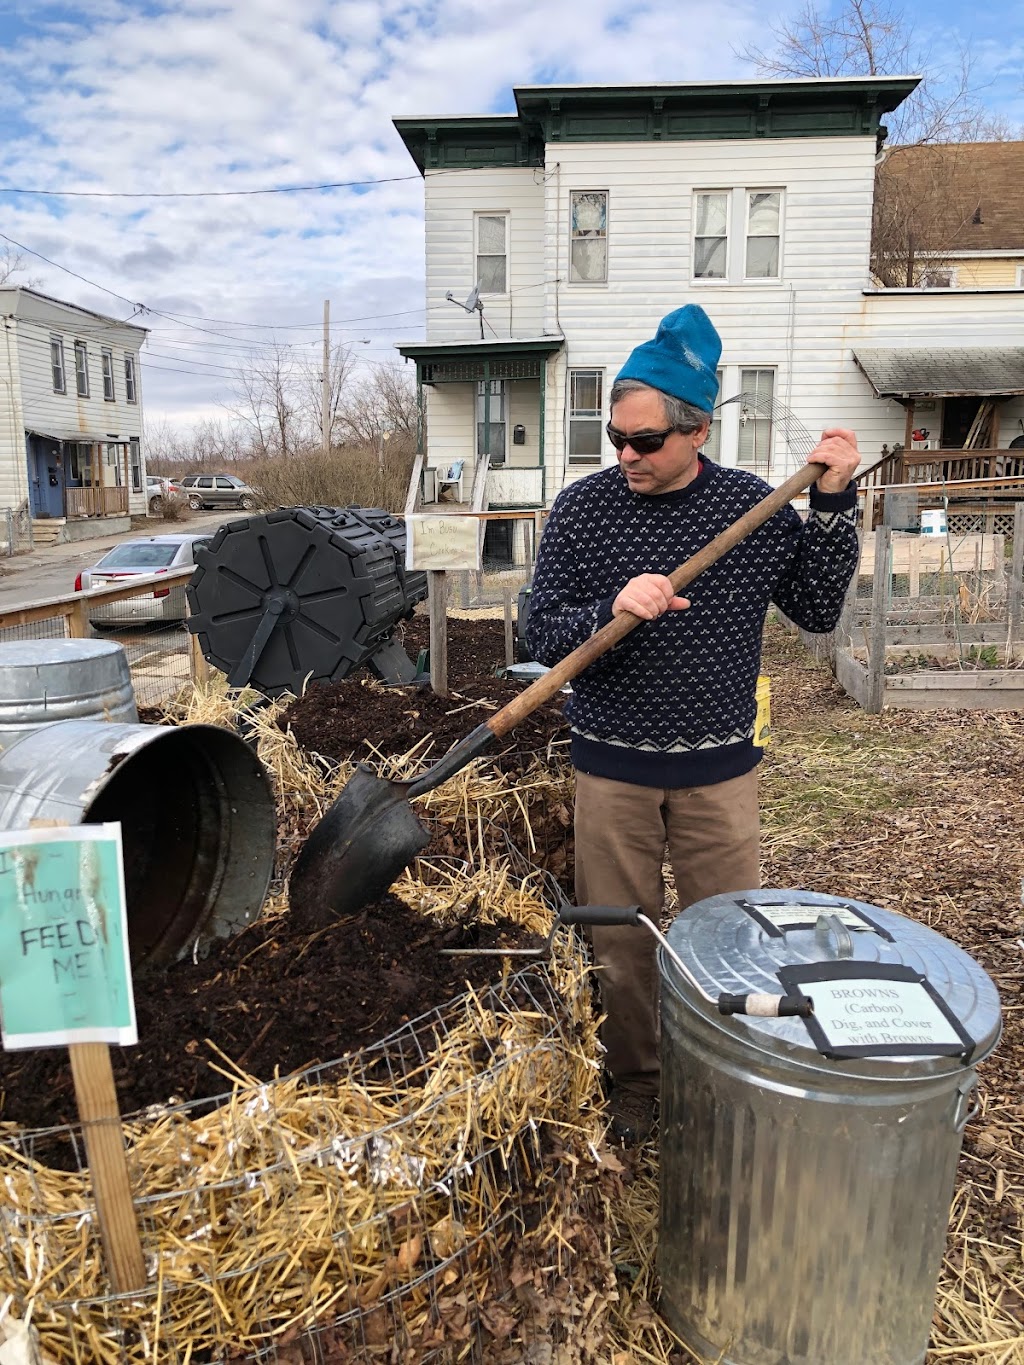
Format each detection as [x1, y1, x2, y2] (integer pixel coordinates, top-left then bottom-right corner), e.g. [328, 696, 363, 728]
[393, 79, 1024, 562]
[873, 141, 1024, 291]
[0, 287, 149, 542]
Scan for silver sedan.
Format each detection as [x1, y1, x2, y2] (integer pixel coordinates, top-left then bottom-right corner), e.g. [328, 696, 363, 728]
[75, 533, 210, 626]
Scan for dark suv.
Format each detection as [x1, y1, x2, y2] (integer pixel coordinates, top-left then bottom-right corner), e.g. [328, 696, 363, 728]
[179, 474, 258, 510]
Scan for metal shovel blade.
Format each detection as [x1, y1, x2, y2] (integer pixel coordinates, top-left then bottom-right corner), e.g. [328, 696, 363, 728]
[288, 765, 431, 929]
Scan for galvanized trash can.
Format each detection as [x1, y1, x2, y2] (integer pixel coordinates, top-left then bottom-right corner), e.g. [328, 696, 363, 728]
[0, 639, 137, 750]
[658, 888, 1001, 1365]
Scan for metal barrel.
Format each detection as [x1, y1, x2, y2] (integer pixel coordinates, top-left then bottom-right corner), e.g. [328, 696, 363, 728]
[0, 720, 276, 969]
[657, 889, 1001, 1365]
[0, 640, 137, 750]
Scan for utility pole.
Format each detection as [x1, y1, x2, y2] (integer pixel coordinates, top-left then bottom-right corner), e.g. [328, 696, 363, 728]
[321, 299, 330, 459]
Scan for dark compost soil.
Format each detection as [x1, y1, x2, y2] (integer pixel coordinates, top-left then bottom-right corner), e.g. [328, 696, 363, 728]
[278, 618, 568, 772]
[0, 895, 543, 1137]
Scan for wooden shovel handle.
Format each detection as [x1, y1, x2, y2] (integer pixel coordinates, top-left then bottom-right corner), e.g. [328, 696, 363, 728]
[485, 462, 826, 740]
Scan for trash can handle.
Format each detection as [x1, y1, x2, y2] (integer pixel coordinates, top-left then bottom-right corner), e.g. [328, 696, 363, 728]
[952, 1074, 979, 1132]
[815, 912, 855, 959]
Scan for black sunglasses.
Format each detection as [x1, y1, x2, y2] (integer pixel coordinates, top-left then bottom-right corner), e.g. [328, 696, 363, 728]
[606, 423, 683, 455]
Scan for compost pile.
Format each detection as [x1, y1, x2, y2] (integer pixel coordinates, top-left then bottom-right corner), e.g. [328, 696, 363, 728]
[277, 617, 568, 771]
[0, 896, 544, 1132]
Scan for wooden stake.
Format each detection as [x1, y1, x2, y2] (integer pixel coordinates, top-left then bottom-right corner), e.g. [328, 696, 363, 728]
[1009, 503, 1024, 652]
[502, 587, 514, 667]
[27, 819, 145, 1294]
[427, 570, 449, 698]
[867, 527, 891, 714]
[69, 1042, 147, 1292]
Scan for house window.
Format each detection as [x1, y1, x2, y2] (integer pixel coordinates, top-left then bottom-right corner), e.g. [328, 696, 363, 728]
[130, 437, 142, 492]
[737, 369, 775, 470]
[101, 349, 115, 400]
[745, 191, 781, 279]
[921, 267, 955, 288]
[567, 369, 604, 464]
[475, 214, 508, 294]
[476, 380, 506, 463]
[569, 191, 608, 283]
[74, 341, 89, 397]
[51, 337, 66, 393]
[694, 189, 784, 282]
[125, 354, 137, 403]
[694, 193, 729, 280]
[1017, 266, 1024, 288]
[701, 370, 724, 460]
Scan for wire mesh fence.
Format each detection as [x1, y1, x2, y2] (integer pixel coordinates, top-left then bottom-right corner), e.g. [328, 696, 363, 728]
[0, 608, 196, 711]
[1, 506, 35, 557]
[0, 855, 607, 1364]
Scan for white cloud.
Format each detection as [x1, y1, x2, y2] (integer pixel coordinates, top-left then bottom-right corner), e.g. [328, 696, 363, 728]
[0, 0, 1016, 431]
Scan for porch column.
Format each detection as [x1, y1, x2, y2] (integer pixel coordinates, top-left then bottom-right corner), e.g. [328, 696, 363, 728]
[481, 359, 491, 464]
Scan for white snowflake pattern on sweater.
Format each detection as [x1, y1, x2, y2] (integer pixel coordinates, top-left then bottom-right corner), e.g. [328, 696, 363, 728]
[526, 459, 859, 788]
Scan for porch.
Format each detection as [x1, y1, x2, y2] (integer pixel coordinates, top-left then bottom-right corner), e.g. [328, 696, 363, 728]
[398, 338, 564, 515]
[26, 430, 136, 526]
[852, 347, 1024, 530]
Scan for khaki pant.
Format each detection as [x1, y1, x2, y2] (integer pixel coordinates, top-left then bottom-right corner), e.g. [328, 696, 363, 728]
[574, 768, 761, 1097]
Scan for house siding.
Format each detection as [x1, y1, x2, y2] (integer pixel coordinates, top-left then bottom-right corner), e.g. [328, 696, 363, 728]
[411, 117, 1024, 510]
[952, 258, 1024, 289]
[537, 136, 880, 497]
[423, 167, 545, 344]
[0, 288, 148, 517]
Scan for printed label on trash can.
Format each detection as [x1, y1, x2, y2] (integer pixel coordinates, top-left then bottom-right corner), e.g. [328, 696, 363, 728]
[777, 961, 975, 1060]
[738, 898, 894, 941]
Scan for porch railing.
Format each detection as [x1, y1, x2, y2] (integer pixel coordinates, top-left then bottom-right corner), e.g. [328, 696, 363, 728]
[859, 448, 1024, 491]
[66, 486, 130, 517]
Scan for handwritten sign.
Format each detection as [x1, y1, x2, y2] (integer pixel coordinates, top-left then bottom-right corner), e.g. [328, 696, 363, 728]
[406, 515, 482, 571]
[777, 962, 975, 1060]
[0, 824, 137, 1049]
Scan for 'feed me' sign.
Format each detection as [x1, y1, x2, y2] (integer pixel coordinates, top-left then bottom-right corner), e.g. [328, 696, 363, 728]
[0, 824, 137, 1049]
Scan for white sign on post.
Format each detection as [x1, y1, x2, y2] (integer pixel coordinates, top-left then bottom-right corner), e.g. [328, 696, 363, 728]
[406, 515, 482, 572]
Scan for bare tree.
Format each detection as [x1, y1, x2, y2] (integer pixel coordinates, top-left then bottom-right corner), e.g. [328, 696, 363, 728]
[0, 243, 42, 287]
[296, 342, 355, 450]
[739, 0, 1018, 284]
[221, 345, 306, 457]
[738, 0, 1011, 146]
[339, 362, 418, 451]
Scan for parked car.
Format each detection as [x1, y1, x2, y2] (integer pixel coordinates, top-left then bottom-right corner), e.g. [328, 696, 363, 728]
[146, 475, 185, 514]
[75, 533, 211, 626]
[178, 473, 257, 511]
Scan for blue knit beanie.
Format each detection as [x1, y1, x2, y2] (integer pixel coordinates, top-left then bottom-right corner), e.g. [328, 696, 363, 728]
[615, 305, 722, 414]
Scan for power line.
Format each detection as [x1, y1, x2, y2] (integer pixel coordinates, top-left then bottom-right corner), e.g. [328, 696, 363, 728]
[0, 174, 424, 199]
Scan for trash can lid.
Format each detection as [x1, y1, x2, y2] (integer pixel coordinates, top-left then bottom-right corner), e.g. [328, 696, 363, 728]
[662, 889, 1001, 1072]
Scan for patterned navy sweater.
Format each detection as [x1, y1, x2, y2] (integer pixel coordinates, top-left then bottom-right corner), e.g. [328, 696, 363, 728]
[526, 459, 859, 788]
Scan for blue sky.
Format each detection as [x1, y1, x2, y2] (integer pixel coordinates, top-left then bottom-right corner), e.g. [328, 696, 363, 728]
[0, 0, 1020, 429]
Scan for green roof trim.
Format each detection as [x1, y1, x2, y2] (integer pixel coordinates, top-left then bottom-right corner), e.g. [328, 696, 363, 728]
[393, 115, 545, 173]
[397, 339, 563, 361]
[398, 338, 564, 386]
[394, 77, 920, 171]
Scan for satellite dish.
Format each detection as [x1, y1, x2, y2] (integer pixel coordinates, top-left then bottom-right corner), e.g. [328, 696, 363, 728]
[445, 283, 483, 313]
[444, 282, 485, 337]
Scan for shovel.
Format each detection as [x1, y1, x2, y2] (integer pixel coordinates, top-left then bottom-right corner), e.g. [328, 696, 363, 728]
[288, 461, 826, 929]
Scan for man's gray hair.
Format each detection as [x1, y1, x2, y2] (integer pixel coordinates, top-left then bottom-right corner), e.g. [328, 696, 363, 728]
[609, 378, 710, 433]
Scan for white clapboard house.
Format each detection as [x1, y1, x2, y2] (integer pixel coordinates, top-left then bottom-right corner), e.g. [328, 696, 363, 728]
[394, 78, 1024, 562]
[0, 287, 149, 544]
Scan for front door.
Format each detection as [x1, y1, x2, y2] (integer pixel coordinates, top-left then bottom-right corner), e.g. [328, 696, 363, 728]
[27, 437, 65, 518]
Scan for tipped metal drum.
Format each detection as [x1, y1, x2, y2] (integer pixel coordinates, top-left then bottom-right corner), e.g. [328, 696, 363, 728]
[0, 721, 276, 968]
